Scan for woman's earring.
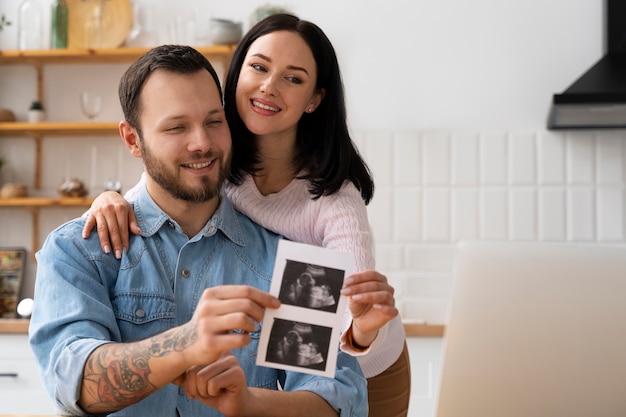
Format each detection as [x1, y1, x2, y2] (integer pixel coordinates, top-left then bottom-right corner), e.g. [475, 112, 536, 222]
[307, 105, 315, 113]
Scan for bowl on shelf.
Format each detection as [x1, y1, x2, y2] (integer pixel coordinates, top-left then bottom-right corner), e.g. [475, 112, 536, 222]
[58, 178, 88, 197]
[209, 19, 243, 45]
[0, 183, 28, 198]
[0, 108, 16, 122]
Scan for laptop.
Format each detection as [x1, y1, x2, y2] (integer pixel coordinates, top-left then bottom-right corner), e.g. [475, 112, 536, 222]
[435, 241, 626, 417]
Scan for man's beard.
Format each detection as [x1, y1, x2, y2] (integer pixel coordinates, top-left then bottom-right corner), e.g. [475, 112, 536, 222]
[140, 139, 229, 203]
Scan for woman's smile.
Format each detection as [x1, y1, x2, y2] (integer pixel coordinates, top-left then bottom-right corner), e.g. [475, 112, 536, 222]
[251, 98, 281, 113]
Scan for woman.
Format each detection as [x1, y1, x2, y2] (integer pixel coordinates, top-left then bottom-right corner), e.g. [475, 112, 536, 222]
[84, 14, 410, 417]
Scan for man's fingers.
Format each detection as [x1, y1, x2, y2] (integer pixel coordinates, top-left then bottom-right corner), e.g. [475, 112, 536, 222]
[202, 286, 280, 310]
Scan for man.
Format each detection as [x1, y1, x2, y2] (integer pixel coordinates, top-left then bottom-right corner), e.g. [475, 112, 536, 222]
[29, 45, 367, 417]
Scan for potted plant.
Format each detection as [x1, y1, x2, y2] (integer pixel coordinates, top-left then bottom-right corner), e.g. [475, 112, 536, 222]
[0, 14, 10, 30]
[28, 100, 45, 123]
[249, 4, 292, 28]
[0, 14, 12, 54]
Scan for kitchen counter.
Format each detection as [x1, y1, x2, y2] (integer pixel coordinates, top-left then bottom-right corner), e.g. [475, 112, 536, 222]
[0, 319, 445, 337]
[0, 319, 29, 334]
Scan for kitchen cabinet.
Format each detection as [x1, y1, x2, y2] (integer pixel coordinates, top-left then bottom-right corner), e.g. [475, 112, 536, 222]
[0, 333, 56, 414]
[0, 46, 236, 251]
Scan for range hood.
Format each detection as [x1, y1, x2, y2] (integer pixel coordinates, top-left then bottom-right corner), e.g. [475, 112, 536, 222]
[548, 0, 626, 129]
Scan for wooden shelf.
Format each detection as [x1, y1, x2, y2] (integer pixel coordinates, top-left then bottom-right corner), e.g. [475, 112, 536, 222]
[0, 45, 236, 65]
[403, 322, 445, 337]
[0, 121, 119, 136]
[0, 319, 30, 334]
[0, 197, 94, 207]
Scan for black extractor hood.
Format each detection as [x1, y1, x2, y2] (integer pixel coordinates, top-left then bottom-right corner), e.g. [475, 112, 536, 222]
[548, 0, 626, 129]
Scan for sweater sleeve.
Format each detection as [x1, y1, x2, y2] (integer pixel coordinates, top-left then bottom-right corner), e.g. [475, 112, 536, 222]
[318, 182, 375, 272]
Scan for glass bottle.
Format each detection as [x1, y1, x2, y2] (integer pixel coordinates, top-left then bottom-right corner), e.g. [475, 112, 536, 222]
[125, 2, 156, 47]
[17, 0, 44, 50]
[50, 0, 68, 49]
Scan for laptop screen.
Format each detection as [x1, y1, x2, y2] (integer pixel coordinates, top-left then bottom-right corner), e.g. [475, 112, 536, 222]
[436, 241, 626, 417]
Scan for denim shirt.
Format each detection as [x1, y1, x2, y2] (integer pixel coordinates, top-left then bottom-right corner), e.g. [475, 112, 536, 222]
[29, 186, 367, 417]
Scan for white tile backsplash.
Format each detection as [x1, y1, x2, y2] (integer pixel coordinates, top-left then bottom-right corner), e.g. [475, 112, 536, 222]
[451, 132, 479, 185]
[479, 188, 508, 239]
[596, 134, 624, 185]
[359, 129, 626, 324]
[480, 132, 507, 185]
[509, 188, 537, 240]
[508, 132, 536, 185]
[394, 188, 422, 242]
[567, 187, 595, 241]
[538, 188, 567, 241]
[597, 187, 624, 241]
[394, 132, 422, 185]
[361, 131, 393, 186]
[422, 132, 450, 185]
[538, 131, 566, 185]
[567, 133, 595, 184]
[451, 189, 479, 241]
[423, 189, 450, 241]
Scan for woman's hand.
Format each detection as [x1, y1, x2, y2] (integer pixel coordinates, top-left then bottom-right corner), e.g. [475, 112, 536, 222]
[81, 191, 139, 259]
[341, 270, 399, 348]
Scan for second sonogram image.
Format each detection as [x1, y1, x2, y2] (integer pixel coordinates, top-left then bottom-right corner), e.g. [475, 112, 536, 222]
[265, 318, 332, 371]
[278, 260, 344, 313]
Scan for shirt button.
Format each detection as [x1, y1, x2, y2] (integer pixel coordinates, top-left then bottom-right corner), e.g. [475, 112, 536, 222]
[167, 221, 175, 229]
[135, 309, 146, 318]
[181, 269, 190, 278]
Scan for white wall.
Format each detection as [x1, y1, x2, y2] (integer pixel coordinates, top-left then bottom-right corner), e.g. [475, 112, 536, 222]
[0, 1, 623, 416]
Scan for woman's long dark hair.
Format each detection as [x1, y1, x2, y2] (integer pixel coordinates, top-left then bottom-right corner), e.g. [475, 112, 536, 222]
[224, 14, 374, 204]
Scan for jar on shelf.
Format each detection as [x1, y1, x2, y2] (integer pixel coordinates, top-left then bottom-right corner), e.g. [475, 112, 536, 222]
[17, 0, 44, 50]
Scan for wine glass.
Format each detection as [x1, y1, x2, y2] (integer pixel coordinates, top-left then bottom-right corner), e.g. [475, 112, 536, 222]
[80, 92, 102, 121]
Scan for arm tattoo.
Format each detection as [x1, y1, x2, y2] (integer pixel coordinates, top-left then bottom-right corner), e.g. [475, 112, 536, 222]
[82, 325, 198, 412]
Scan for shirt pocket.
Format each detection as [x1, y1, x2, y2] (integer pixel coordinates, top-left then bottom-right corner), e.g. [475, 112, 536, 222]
[112, 292, 177, 340]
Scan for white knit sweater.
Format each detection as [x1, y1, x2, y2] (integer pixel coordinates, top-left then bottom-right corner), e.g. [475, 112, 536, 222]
[126, 173, 406, 377]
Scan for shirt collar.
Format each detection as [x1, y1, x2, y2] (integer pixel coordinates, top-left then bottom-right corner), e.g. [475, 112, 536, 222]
[132, 185, 246, 246]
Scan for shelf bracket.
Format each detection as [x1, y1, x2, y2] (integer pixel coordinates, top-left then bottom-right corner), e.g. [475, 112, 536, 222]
[29, 207, 39, 261]
[34, 134, 42, 189]
[35, 63, 44, 104]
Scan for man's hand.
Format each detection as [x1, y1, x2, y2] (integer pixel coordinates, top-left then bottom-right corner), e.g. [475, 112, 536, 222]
[179, 352, 252, 417]
[183, 285, 280, 366]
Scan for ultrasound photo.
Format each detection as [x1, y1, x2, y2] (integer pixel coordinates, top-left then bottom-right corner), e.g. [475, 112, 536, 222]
[265, 318, 332, 371]
[278, 260, 344, 313]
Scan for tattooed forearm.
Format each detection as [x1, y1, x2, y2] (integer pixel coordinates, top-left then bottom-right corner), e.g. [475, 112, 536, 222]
[80, 326, 197, 413]
[149, 325, 197, 357]
[82, 345, 155, 412]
